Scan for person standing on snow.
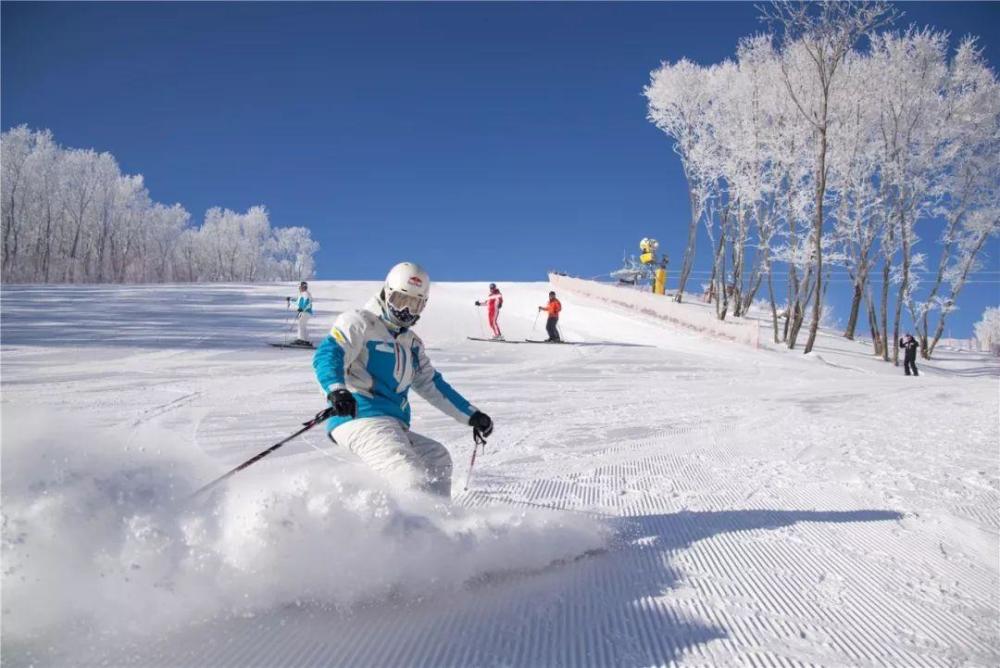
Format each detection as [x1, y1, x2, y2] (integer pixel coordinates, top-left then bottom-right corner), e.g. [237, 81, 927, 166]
[312, 262, 493, 498]
[475, 283, 504, 339]
[538, 291, 562, 342]
[899, 333, 920, 377]
[292, 281, 313, 346]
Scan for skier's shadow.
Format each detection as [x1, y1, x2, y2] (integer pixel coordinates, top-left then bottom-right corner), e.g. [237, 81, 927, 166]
[0, 284, 346, 350]
[532, 340, 658, 348]
[81, 507, 904, 667]
[462, 507, 903, 666]
[588, 508, 904, 665]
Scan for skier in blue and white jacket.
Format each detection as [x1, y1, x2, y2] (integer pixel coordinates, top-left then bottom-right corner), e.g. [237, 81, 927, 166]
[293, 281, 313, 345]
[312, 262, 493, 498]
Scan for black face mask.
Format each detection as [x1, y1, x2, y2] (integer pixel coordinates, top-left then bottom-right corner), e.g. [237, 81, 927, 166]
[388, 305, 418, 327]
[380, 289, 422, 328]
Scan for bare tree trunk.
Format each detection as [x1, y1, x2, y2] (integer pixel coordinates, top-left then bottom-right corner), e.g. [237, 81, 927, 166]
[803, 116, 828, 354]
[7, 219, 21, 281]
[112, 223, 136, 283]
[729, 243, 741, 317]
[918, 178, 973, 358]
[787, 265, 813, 349]
[843, 232, 875, 341]
[2, 177, 21, 276]
[891, 209, 911, 366]
[730, 207, 746, 317]
[782, 195, 797, 344]
[706, 256, 718, 304]
[713, 224, 729, 319]
[783, 263, 798, 343]
[766, 259, 780, 344]
[66, 219, 84, 283]
[741, 268, 764, 316]
[674, 185, 701, 303]
[96, 205, 112, 283]
[879, 257, 891, 362]
[741, 206, 770, 317]
[844, 280, 863, 340]
[928, 228, 992, 357]
[40, 201, 54, 282]
[866, 285, 882, 356]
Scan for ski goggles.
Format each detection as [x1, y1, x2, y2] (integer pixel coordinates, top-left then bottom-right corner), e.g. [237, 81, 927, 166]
[386, 290, 426, 317]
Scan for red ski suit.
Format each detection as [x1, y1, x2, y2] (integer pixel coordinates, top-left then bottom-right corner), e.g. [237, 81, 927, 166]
[481, 290, 503, 337]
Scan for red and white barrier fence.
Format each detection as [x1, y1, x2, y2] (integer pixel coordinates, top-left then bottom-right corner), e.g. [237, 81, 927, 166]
[549, 273, 760, 349]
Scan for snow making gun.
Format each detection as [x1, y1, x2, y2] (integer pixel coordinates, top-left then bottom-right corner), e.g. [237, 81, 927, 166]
[610, 238, 669, 293]
[640, 238, 668, 295]
[639, 237, 659, 264]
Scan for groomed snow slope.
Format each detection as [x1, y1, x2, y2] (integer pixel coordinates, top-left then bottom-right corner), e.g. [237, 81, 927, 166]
[2, 281, 998, 667]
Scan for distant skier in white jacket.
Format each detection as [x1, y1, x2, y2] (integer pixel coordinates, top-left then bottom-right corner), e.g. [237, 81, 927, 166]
[293, 281, 313, 345]
[312, 262, 493, 497]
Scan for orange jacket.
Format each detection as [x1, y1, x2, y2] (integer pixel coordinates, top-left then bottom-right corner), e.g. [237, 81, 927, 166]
[542, 298, 562, 316]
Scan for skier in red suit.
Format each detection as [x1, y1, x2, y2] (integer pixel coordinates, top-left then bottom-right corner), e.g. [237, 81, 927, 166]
[475, 283, 504, 339]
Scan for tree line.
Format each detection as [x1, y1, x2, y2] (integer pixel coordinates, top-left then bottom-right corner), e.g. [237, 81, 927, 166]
[974, 307, 1000, 354]
[645, 1, 999, 361]
[1, 126, 318, 284]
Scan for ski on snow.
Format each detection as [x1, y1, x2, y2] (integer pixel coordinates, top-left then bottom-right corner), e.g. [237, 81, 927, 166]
[467, 548, 608, 587]
[269, 342, 315, 350]
[468, 337, 585, 345]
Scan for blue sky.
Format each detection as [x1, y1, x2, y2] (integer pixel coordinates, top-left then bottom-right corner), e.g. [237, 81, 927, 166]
[3, 2, 998, 336]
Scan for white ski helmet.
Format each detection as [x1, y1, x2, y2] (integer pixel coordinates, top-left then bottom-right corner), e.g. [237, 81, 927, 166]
[380, 261, 430, 327]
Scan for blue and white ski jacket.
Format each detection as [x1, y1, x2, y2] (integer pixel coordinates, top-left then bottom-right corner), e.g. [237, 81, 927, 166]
[313, 298, 477, 432]
[296, 291, 313, 315]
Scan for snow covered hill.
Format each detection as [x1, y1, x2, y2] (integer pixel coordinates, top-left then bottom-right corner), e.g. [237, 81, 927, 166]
[2, 281, 997, 666]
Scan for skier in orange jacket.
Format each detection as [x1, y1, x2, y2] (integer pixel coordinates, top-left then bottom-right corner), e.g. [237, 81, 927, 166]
[538, 291, 562, 342]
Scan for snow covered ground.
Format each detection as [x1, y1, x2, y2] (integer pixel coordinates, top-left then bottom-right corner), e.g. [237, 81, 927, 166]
[2, 280, 997, 666]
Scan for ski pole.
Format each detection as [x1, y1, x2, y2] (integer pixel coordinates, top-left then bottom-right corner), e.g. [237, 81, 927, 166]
[188, 407, 336, 500]
[283, 297, 294, 345]
[283, 314, 297, 345]
[476, 305, 486, 338]
[531, 310, 541, 332]
[464, 430, 487, 492]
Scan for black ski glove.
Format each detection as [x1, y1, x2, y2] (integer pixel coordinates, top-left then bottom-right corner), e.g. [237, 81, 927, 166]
[475, 301, 481, 306]
[469, 411, 493, 439]
[327, 389, 357, 418]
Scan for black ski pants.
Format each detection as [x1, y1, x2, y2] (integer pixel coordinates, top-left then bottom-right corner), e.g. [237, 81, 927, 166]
[546, 316, 561, 342]
[904, 356, 919, 376]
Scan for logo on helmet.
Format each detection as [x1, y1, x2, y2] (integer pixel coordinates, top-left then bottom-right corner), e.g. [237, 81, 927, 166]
[408, 276, 424, 287]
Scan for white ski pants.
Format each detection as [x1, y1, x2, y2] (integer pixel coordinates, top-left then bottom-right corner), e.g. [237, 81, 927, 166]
[331, 417, 453, 498]
[297, 312, 311, 341]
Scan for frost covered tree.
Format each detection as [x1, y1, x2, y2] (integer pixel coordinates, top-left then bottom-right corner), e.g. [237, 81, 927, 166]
[644, 59, 718, 303]
[0, 127, 320, 284]
[827, 50, 883, 344]
[762, 0, 895, 353]
[973, 307, 1000, 354]
[267, 226, 320, 281]
[644, 1, 998, 359]
[868, 29, 961, 364]
[196, 207, 272, 282]
[908, 39, 1000, 358]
